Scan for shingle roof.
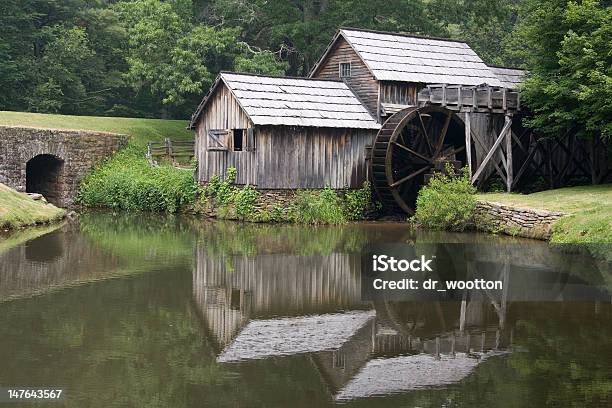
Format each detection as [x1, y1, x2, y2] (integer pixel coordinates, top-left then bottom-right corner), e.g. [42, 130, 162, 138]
[335, 351, 508, 401]
[216, 310, 376, 362]
[315, 28, 503, 87]
[488, 66, 525, 89]
[191, 72, 380, 130]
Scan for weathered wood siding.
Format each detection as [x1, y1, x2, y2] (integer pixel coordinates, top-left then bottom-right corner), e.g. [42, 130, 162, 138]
[196, 80, 376, 189]
[311, 37, 379, 116]
[195, 83, 257, 185]
[255, 126, 374, 189]
[379, 81, 421, 106]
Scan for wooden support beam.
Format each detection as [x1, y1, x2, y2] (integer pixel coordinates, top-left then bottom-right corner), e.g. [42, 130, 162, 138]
[511, 140, 540, 188]
[505, 116, 513, 191]
[465, 113, 472, 175]
[441, 84, 447, 107]
[471, 126, 507, 186]
[546, 139, 554, 188]
[471, 118, 512, 184]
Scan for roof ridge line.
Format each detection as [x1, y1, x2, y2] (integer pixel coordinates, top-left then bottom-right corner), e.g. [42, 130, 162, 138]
[339, 27, 469, 44]
[220, 71, 344, 83]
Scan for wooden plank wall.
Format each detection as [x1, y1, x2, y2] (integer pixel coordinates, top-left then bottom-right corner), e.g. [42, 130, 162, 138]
[193, 247, 364, 318]
[195, 83, 257, 185]
[255, 126, 375, 189]
[379, 81, 421, 106]
[311, 37, 379, 116]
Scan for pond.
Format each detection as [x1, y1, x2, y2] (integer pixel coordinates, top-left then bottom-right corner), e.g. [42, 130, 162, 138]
[0, 213, 610, 407]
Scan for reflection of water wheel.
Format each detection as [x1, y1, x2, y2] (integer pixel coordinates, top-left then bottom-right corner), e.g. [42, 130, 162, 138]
[370, 106, 468, 214]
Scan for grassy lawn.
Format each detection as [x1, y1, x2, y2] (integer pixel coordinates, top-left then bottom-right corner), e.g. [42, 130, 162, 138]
[0, 110, 192, 146]
[0, 183, 66, 230]
[478, 184, 612, 248]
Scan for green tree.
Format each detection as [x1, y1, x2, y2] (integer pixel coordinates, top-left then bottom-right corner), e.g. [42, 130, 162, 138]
[511, 0, 611, 140]
[427, 0, 519, 65]
[116, 0, 287, 118]
[26, 26, 96, 113]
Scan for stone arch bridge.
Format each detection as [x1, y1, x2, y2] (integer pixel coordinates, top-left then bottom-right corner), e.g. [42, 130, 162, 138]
[0, 126, 127, 207]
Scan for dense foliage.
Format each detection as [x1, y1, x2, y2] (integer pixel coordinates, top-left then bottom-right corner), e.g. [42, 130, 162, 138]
[2, 0, 607, 139]
[414, 168, 477, 231]
[198, 168, 374, 224]
[77, 146, 197, 212]
[511, 0, 611, 140]
[1, 0, 519, 119]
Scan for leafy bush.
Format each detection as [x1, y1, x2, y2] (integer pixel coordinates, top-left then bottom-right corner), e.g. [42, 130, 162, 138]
[234, 184, 258, 219]
[77, 145, 197, 213]
[290, 187, 347, 225]
[414, 167, 477, 231]
[199, 168, 373, 225]
[343, 182, 373, 220]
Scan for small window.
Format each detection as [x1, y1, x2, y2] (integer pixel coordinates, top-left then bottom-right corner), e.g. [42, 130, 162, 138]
[208, 129, 230, 151]
[233, 129, 244, 151]
[339, 62, 351, 78]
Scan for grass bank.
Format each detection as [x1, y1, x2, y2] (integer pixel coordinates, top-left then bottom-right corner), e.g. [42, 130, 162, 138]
[0, 183, 66, 230]
[0, 111, 196, 213]
[478, 184, 612, 247]
[0, 111, 191, 145]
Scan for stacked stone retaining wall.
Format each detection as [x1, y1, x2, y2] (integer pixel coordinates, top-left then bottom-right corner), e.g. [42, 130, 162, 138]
[474, 201, 566, 240]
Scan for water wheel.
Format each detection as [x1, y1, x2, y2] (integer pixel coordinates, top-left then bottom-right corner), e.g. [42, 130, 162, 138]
[370, 106, 468, 214]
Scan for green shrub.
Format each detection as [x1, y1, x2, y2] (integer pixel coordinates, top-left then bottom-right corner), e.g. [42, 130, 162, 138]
[414, 167, 476, 231]
[234, 185, 259, 220]
[202, 168, 238, 206]
[290, 187, 347, 225]
[77, 145, 197, 213]
[343, 182, 373, 220]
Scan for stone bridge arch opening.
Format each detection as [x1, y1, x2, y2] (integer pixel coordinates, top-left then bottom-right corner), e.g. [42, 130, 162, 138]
[26, 154, 64, 206]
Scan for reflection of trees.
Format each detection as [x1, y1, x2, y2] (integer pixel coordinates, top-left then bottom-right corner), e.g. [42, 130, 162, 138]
[79, 212, 197, 262]
[507, 303, 612, 407]
[0, 269, 237, 408]
[0, 213, 197, 301]
[193, 221, 420, 257]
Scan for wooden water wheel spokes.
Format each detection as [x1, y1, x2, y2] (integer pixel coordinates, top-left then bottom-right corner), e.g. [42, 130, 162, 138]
[370, 106, 467, 214]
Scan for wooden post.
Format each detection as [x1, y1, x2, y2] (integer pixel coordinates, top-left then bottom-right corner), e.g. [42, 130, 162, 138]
[164, 138, 171, 158]
[505, 115, 513, 192]
[481, 331, 486, 352]
[371, 317, 376, 353]
[441, 84, 447, 107]
[465, 113, 472, 176]
[460, 299, 467, 333]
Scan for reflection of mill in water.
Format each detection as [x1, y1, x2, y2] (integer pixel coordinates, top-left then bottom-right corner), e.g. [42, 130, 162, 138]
[192, 243, 514, 400]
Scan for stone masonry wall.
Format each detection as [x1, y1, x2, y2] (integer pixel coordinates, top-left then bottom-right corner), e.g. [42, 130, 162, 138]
[0, 126, 128, 207]
[474, 201, 566, 240]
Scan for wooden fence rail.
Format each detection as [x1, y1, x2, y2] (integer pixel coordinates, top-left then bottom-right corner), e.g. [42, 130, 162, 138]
[147, 138, 195, 166]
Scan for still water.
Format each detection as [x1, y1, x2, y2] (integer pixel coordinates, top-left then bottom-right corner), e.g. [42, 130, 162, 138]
[0, 213, 610, 407]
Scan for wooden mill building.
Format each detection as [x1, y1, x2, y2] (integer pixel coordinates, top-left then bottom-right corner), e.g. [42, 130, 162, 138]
[190, 72, 379, 189]
[192, 28, 596, 213]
